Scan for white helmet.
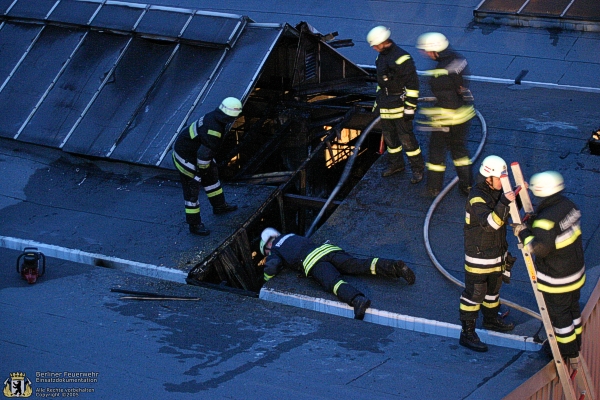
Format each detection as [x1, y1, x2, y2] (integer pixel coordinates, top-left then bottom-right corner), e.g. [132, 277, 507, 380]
[367, 26, 391, 46]
[259, 228, 281, 255]
[219, 97, 242, 117]
[530, 171, 564, 197]
[416, 32, 449, 52]
[479, 155, 507, 178]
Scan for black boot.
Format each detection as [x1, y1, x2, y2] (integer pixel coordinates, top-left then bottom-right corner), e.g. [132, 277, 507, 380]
[189, 223, 210, 236]
[381, 164, 405, 177]
[459, 320, 488, 352]
[394, 261, 416, 285]
[483, 315, 515, 332]
[351, 295, 371, 320]
[213, 202, 238, 215]
[372, 260, 398, 278]
[410, 170, 424, 184]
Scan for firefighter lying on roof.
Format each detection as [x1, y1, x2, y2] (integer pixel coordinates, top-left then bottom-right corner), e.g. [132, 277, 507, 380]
[259, 228, 416, 320]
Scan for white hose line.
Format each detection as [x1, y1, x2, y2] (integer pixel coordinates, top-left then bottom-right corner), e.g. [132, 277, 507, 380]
[422, 110, 542, 320]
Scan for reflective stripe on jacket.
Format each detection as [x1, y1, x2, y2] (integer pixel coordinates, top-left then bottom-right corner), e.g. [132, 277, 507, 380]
[522, 193, 585, 293]
[464, 177, 510, 274]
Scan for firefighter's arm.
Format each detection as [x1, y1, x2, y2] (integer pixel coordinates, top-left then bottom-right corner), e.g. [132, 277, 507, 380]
[520, 218, 554, 258]
[263, 255, 283, 282]
[204, 129, 223, 153]
[470, 197, 508, 232]
[402, 58, 420, 110]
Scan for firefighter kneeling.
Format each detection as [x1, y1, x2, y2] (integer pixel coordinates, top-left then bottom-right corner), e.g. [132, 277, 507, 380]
[260, 228, 416, 320]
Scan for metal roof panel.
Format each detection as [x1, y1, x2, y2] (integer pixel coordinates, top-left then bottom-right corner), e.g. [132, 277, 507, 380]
[180, 11, 246, 46]
[189, 25, 282, 123]
[0, 26, 86, 139]
[89, 1, 145, 31]
[109, 45, 225, 165]
[6, 0, 57, 20]
[62, 37, 175, 157]
[0, 0, 14, 15]
[47, 0, 101, 26]
[0, 23, 44, 138]
[18, 31, 130, 147]
[134, 7, 191, 38]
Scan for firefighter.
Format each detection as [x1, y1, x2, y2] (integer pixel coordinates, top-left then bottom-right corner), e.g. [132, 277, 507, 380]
[514, 171, 586, 359]
[367, 26, 425, 182]
[416, 32, 475, 197]
[259, 228, 416, 320]
[459, 155, 517, 352]
[172, 97, 241, 236]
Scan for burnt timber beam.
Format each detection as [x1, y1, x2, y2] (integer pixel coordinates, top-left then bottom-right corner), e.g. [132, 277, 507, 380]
[283, 193, 341, 210]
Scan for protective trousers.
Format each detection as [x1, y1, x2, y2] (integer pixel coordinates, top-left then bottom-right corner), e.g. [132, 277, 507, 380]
[175, 157, 227, 225]
[308, 251, 375, 305]
[380, 118, 424, 173]
[426, 121, 472, 193]
[459, 271, 503, 321]
[543, 290, 582, 357]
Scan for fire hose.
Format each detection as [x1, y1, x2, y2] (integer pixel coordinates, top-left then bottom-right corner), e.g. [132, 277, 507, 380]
[307, 106, 541, 320]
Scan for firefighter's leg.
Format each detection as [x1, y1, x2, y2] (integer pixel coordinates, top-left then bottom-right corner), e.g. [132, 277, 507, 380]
[180, 173, 201, 225]
[426, 131, 447, 196]
[325, 251, 371, 275]
[570, 290, 583, 351]
[449, 122, 472, 195]
[309, 262, 370, 320]
[544, 291, 581, 358]
[398, 118, 425, 183]
[172, 152, 210, 235]
[198, 158, 237, 215]
[380, 117, 406, 177]
[344, 255, 416, 285]
[459, 272, 488, 351]
[481, 273, 514, 332]
[325, 252, 416, 284]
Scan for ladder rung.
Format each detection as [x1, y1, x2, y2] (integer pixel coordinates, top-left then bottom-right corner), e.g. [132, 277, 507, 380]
[571, 368, 578, 381]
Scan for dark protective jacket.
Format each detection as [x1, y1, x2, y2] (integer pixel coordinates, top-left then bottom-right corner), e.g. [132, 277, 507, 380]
[173, 108, 235, 165]
[420, 47, 475, 127]
[263, 234, 342, 280]
[519, 193, 586, 293]
[463, 175, 511, 274]
[375, 40, 419, 109]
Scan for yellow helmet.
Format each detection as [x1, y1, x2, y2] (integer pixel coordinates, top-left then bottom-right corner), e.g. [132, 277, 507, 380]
[219, 97, 242, 117]
[367, 26, 391, 46]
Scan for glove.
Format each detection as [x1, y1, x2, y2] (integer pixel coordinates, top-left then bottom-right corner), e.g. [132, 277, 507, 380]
[404, 107, 415, 121]
[512, 223, 528, 237]
[499, 192, 513, 205]
[502, 252, 517, 284]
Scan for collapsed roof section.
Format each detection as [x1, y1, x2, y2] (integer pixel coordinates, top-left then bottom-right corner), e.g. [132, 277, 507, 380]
[0, 0, 370, 168]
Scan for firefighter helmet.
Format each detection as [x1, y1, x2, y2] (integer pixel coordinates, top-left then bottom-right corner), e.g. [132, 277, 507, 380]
[219, 97, 242, 117]
[416, 32, 449, 52]
[479, 155, 507, 178]
[260, 228, 281, 255]
[530, 171, 564, 197]
[367, 26, 391, 46]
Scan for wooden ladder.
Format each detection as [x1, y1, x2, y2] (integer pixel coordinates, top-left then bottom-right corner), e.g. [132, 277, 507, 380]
[500, 162, 595, 400]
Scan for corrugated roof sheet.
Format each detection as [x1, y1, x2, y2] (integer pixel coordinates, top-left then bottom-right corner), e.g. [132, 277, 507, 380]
[0, 0, 283, 167]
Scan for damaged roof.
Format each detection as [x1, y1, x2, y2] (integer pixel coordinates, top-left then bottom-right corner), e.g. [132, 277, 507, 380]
[0, 0, 368, 168]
